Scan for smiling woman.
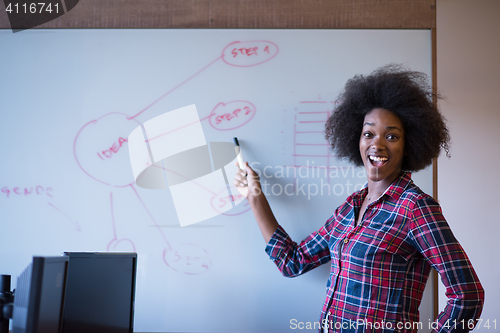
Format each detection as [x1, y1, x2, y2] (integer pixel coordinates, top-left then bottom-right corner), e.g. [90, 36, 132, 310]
[325, 64, 450, 172]
[234, 64, 484, 333]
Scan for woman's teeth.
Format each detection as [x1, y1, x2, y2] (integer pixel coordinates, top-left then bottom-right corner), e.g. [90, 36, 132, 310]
[369, 156, 388, 162]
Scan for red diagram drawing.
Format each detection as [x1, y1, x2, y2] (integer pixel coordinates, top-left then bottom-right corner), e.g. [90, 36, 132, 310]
[72, 40, 279, 275]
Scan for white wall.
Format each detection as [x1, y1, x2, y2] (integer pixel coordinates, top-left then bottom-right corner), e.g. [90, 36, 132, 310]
[437, 0, 500, 328]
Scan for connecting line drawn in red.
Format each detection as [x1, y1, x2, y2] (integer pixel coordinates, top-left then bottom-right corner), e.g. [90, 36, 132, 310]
[128, 56, 223, 120]
[73, 40, 279, 274]
[129, 183, 172, 250]
[128, 40, 279, 120]
[107, 192, 136, 252]
[141, 99, 256, 144]
[131, 183, 212, 275]
[144, 115, 212, 144]
[48, 202, 81, 231]
[131, 178, 213, 275]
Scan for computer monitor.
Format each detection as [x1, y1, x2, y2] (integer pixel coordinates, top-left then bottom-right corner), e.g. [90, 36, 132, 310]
[12, 256, 69, 333]
[61, 252, 137, 333]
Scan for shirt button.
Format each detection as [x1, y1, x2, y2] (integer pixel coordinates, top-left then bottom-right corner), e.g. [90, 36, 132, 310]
[343, 238, 348, 244]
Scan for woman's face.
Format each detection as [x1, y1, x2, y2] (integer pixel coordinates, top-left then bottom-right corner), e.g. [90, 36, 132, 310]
[359, 108, 405, 184]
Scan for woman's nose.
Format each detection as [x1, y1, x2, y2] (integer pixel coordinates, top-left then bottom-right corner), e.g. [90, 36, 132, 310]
[371, 136, 385, 150]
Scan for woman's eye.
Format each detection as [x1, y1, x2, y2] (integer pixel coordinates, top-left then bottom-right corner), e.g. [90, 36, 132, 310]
[387, 134, 398, 140]
[363, 132, 372, 138]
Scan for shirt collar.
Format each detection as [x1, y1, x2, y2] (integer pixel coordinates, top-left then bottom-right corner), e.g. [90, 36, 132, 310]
[357, 172, 412, 203]
[384, 172, 412, 201]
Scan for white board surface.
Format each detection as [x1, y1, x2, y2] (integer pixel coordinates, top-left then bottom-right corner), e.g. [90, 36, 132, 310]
[0, 29, 433, 332]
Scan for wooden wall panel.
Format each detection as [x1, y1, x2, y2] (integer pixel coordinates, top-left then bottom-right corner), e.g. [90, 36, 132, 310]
[0, 0, 436, 30]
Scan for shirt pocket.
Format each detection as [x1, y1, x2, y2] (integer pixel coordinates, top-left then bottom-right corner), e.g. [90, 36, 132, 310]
[351, 217, 415, 264]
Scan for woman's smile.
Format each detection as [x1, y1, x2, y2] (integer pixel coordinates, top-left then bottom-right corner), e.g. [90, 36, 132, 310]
[368, 154, 389, 167]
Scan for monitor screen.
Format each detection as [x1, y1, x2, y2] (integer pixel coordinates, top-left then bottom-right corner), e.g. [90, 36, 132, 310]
[61, 252, 137, 333]
[12, 256, 69, 333]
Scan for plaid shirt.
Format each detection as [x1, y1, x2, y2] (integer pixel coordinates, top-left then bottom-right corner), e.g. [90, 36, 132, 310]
[265, 172, 484, 332]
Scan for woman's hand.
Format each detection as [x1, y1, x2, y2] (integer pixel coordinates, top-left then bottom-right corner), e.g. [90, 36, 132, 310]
[233, 161, 261, 199]
[233, 161, 279, 243]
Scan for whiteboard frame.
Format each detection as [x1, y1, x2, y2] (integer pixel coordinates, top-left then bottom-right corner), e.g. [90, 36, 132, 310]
[0, 0, 440, 325]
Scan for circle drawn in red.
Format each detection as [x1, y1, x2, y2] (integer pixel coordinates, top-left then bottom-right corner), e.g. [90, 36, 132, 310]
[209, 100, 256, 131]
[210, 187, 251, 216]
[74, 113, 141, 188]
[222, 40, 279, 67]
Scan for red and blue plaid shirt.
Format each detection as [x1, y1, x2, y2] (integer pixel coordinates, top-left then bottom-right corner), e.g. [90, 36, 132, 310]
[265, 172, 484, 332]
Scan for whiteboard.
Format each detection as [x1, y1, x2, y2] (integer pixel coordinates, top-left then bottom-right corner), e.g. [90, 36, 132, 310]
[0, 29, 433, 332]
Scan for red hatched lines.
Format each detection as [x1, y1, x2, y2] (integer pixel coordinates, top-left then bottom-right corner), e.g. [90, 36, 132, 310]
[293, 154, 337, 157]
[295, 130, 323, 133]
[285, 165, 352, 170]
[293, 102, 336, 183]
[298, 111, 330, 114]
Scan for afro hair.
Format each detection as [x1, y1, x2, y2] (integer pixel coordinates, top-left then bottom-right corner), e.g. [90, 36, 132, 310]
[325, 64, 450, 172]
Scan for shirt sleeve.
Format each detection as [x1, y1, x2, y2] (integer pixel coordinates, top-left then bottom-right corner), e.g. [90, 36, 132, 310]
[408, 196, 484, 333]
[264, 214, 335, 278]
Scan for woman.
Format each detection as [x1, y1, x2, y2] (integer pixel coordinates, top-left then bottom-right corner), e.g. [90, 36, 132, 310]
[234, 65, 484, 332]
